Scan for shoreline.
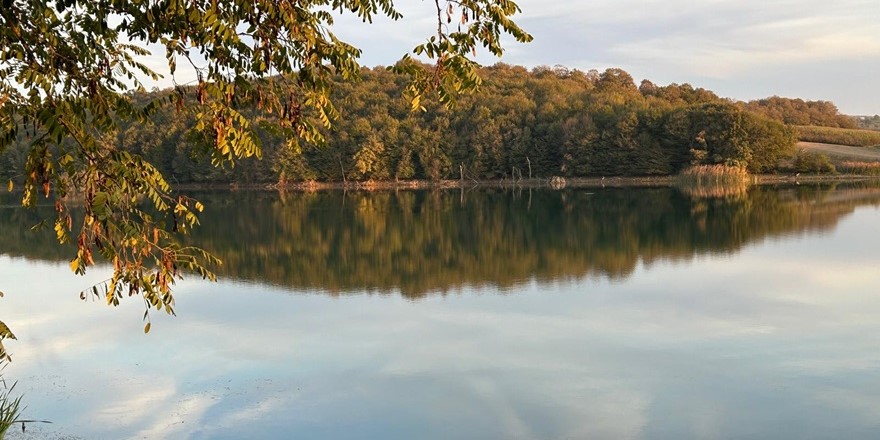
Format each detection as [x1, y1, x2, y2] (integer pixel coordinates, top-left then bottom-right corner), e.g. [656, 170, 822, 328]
[173, 174, 880, 192]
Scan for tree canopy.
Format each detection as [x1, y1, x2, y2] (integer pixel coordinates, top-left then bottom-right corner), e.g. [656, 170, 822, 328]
[2, 64, 796, 185]
[0, 0, 532, 352]
[744, 96, 856, 129]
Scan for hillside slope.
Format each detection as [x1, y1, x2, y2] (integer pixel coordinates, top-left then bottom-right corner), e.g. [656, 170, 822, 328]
[797, 142, 880, 161]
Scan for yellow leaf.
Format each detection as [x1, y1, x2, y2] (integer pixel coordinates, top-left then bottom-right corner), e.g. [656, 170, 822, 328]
[143, 322, 151, 334]
[0, 320, 16, 340]
[6, 180, 11, 192]
[69, 258, 79, 273]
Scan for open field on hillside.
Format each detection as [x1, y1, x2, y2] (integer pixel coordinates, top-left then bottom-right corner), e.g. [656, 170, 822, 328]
[797, 142, 880, 161]
[796, 125, 880, 147]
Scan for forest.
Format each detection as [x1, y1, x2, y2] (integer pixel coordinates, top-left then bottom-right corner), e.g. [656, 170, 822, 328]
[2, 64, 860, 185]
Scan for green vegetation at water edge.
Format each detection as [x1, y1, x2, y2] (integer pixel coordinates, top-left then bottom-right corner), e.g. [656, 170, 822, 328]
[677, 165, 752, 186]
[0, 361, 21, 440]
[792, 151, 837, 174]
[838, 161, 880, 176]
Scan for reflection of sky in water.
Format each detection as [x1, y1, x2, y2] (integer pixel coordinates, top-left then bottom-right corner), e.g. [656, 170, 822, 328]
[2, 205, 880, 439]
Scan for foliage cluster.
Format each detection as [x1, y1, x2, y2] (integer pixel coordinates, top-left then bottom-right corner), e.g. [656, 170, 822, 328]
[855, 115, 880, 131]
[792, 151, 836, 174]
[795, 125, 880, 147]
[2, 66, 798, 186]
[744, 96, 856, 128]
[0, 0, 531, 329]
[262, 67, 798, 179]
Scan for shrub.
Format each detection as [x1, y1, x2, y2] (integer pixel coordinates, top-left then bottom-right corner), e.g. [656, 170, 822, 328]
[793, 151, 836, 174]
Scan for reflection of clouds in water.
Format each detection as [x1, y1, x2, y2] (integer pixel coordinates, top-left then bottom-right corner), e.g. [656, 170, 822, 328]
[208, 395, 289, 429]
[131, 394, 218, 440]
[93, 378, 176, 427]
[3, 207, 880, 438]
[813, 386, 880, 426]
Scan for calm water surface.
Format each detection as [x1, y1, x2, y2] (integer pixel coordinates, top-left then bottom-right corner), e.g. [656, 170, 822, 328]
[2, 185, 880, 439]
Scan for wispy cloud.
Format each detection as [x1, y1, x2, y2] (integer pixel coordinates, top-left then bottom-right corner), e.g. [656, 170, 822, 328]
[499, 0, 880, 113]
[125, 0, 879, 112]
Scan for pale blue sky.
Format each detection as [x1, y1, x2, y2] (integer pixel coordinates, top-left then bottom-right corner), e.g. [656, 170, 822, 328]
[147, 0, 880, 115]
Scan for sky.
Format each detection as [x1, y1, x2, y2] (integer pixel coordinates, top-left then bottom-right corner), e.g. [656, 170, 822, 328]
[145, 0, 880, 115]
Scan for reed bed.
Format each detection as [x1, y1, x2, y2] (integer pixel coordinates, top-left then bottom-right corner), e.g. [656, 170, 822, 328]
[676, 165, 751, 199]
[838, 161, 880, 176]
[677, 165, 751, 185]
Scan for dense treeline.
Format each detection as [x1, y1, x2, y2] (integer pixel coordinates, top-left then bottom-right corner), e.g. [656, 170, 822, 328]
[1, 65, 799, 184]
[2, 185, 878, 296]
[855, 115, 880, 131]
[744, 96, 856, 129]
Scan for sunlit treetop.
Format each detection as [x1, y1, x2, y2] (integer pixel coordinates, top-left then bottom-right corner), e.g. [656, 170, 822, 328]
[0, 0, 531, 349]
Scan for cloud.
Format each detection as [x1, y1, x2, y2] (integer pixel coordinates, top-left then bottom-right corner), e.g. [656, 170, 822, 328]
[119, 0, 879, 112]
[497, 0, 880, 113]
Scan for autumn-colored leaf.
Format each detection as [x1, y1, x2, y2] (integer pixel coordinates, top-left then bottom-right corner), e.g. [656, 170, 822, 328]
[0, 321, 17, 341]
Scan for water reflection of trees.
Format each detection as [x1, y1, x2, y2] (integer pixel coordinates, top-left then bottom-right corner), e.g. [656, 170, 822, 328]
[194, 184, 878, 296]
[2, 184, 879, 297]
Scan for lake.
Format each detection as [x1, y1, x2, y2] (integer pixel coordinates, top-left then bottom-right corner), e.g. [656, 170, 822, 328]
[2, 183, 880, 439]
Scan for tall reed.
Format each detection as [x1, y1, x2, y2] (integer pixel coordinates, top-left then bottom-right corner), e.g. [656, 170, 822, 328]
[676, 165, 751, 199]
[677, 165, 751, 185]
[838, 161, 880, 176]
[0, 363, 21, 439]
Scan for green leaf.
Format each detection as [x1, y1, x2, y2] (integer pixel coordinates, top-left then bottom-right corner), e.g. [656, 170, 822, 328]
[92, 192, 110, 220]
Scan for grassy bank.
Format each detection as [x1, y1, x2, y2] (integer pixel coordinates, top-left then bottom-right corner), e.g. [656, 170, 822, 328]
[838, 161, 880, 176]
[796, 125, 880, 147]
